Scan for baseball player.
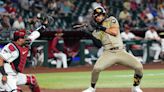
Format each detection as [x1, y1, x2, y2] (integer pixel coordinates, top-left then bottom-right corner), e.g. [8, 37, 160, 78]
[0, 27, 43, 92]
[82, 7, 143, 92]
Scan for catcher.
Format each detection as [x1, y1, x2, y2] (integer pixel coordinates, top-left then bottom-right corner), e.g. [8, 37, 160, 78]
[82, 7, 143, 92]
[0, 27, 43, 92]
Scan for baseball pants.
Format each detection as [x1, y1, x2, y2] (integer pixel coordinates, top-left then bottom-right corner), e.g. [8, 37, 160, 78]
[54, 52, 68, 68]
[91, 49, 143, 84]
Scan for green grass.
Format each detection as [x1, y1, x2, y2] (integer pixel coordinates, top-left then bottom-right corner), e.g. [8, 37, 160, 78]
[34, 69, 164, 89]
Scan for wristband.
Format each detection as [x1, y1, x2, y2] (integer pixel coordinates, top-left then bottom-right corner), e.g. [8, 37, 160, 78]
[98, 26, 106, 31]
[90, 21, 106, 31]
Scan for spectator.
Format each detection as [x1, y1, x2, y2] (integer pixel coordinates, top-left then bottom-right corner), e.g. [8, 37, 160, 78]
[135, 0, 142, 5]
[12, 16, 25, 29]
[145, 8, 154, 21]
[4, 1, 16, 14]
[19, 0, 30, 11]
[18, 0, 30, 16]
[143, 26, 161, 63]
[1, 15, 11, 29]
[130, 0, 139, 20]
[47, 0, 58, 16]
[123, 0, 130, 11]
[59, 0, 74, 16]
[157, 4, 164, 18]
[109, 0, 123, 17]
[156, 4, 164, 28]
[155, 16, 164, 28]
[50, 29, 68, 68]
[0, 0, 164, 41]
[130, 0, 138, 12]
[119, 8, 131, 22]
[139, 8, 155, 27]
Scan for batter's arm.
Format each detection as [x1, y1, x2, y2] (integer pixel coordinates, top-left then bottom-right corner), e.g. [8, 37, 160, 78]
[93, 24, 119, 36]
[90, 19, 119, 36]
[104, 17, 119, 36]
[105, 24, 119, 36]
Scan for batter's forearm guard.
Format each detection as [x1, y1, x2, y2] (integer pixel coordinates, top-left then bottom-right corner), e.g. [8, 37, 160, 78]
[0, 66, 7, 75]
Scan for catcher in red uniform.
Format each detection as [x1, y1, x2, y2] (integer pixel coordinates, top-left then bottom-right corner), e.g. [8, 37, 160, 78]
[0, 28, 43, 92]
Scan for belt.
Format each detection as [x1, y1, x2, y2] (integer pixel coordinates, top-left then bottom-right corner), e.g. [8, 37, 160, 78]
[109, 47, 119, 50]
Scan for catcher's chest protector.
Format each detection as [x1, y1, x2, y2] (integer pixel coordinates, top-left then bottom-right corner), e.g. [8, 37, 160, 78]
[11, 43, 29, 72]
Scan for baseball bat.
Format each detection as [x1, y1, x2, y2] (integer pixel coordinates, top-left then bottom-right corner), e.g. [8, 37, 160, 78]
[73, 23, 88, 29]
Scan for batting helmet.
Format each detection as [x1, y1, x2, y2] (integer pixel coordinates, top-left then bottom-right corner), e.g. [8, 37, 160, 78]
[93, 7, 106, 17]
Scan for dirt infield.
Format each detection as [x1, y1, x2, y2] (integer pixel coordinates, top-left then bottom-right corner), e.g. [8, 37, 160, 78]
[22, 62, 164, 92]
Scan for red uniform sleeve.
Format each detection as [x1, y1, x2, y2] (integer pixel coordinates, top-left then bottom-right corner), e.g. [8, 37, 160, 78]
[51, 37, 60, 53]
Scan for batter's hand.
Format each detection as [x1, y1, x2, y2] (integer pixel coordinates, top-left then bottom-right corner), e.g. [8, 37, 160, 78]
[90, 21, 106, 31]
[2, 75, 7, 84]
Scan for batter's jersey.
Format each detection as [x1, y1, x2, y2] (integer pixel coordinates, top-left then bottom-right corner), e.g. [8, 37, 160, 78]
[92, 16, 124, 50]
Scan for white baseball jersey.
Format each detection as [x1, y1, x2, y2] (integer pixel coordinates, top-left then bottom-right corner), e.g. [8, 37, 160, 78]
[145, 30, 159, 39]
[121, 32, 135, 40]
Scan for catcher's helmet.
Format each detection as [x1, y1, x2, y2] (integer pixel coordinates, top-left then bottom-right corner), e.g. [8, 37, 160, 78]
[93, 7, 106, 17]
[14, 29, 26, 37]
[13, 29, 26, 41]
